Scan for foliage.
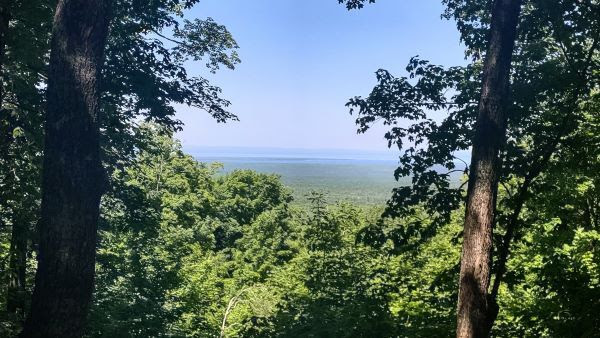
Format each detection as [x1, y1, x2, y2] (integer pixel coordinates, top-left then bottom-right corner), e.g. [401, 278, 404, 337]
[0, 0, 240, 333]
[1, 0, 599, 336]
[338, 0, 376, 10]
[84, 118, 600, 336]
[345, 0, 599, 281]
[90, 129, 399, 337]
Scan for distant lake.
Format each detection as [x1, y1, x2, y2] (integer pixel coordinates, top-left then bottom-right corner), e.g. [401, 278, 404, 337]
[187, 147, 403, 205]
[187, 147, 466, 205]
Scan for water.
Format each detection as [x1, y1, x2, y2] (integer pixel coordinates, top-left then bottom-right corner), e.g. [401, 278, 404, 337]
[187, 147, 403, 205]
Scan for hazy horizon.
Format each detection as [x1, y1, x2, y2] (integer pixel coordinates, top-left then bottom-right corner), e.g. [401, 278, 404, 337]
[185, 145, 472, 163]
[185, 145, 401, 161]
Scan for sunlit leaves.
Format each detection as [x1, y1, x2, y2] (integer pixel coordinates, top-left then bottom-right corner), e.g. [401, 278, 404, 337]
[173, 18, 241, 72]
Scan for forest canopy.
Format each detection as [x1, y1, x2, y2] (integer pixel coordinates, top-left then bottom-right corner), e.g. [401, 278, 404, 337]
[0, 0, 599, 337]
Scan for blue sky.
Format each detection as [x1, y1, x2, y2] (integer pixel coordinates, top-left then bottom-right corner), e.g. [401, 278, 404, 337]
[175, 0, 466, 152]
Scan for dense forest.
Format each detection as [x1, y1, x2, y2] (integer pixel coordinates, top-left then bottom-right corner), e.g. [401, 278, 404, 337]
[0, 0, 599, 337]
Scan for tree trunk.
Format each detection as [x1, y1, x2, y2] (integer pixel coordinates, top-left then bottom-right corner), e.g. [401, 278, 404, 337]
[456, 0, 522, 337]
[0, 0, 20, 317]
[20, 0, 111, 337]
[6, 211, 28, 318]
[0, 0, 11, 105]
[0, 0, 12, 151]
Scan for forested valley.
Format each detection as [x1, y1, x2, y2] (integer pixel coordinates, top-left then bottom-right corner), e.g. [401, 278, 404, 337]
[0, 0, 599, 337]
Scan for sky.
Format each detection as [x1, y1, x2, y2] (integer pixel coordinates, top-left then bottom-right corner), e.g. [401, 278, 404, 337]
[175, 0, 466, 152]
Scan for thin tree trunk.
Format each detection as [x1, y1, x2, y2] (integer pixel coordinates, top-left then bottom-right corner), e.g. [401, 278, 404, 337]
[0, 0, 12, 152]
[6, 210, 28, 318]
[0, 0, 27, 319]
[20, 0, 111, 337]
[456, 0, 522, 337]
[0, 0, 11, 105]
[220, 288, 247, 338]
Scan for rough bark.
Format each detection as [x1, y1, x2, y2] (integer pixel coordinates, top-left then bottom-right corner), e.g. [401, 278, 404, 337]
[456, 0, 522, 337]
[20, 0, 111, 337]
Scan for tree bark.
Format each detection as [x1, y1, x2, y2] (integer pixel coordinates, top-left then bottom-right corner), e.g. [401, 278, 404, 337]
[0, 0, 12, 152]
[456, 0, 522, 337]
[0, 0, 31, 321]
[0, 0, 21, 317]
[20, 0, 111, 337]
[6, 210, 28, 318]
[0, 0, 11, 105]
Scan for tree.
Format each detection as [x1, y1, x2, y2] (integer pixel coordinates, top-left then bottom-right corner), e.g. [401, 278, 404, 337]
[100, 0, 240, 165]
[494, 102, 600, 336]
[456, 1, 522, 336]
[0, 0, 50, 323]
[90, 126, 222, 335]
[273, 198, 396, 337]
[338, 1, 523, 334]
[340, 0, 599, 335]
[20, 0, 112, 336]
[0, 0, 239, 334]
[89, 127, 295, 336]
[0, 0, 11, 106]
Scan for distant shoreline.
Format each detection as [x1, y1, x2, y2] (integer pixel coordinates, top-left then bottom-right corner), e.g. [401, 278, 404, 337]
[184, 146, 471, 163]
[194, 156, 398, 164]
[184, 146, 401, 162]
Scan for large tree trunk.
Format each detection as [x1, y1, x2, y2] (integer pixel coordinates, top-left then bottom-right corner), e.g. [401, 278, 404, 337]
[456, 0, 522, 337]
[20, 0, 111, 337]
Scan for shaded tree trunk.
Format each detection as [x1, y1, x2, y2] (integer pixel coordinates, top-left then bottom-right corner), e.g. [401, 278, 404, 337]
[0, 0, 22, 317]
[20, 0, 111, 337]
[456, 0, 522, 337]
[6, 210, 28, 318]
[0, 0, 12, 152]
[0, 0, 11, 105]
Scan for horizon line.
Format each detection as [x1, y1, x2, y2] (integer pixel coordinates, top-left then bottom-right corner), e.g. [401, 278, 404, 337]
[183, 145, 399, 153]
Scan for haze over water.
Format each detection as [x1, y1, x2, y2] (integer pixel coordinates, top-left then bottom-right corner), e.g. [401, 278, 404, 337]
[187, 146, 403, 205]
